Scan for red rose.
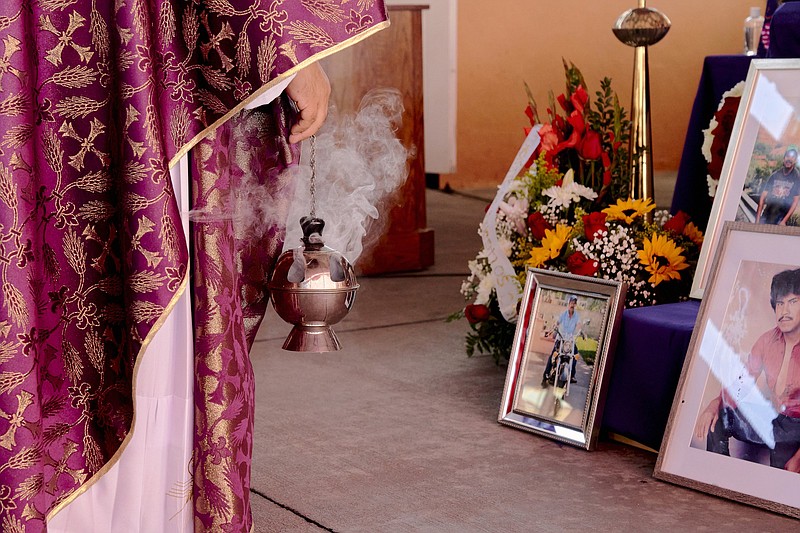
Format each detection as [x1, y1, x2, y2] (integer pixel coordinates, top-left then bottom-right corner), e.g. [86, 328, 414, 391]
[465, 304, 491, 324]
[582, 212, 607, 241]
[527, 212, 553, 240]
[663, 211, 690, 234]
[566, 251, 598, 277]
[579, 130, 603, 160]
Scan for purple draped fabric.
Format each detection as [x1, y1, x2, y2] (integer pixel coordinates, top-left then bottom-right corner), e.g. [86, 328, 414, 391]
[191, 98, 299, 531]
[0, 1, 387, 531]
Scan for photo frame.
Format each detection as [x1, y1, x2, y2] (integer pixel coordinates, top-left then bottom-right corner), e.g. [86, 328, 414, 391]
[692, 58, 800, 299]
[656, 222, 800, 518]
[498, 268, 625, 450]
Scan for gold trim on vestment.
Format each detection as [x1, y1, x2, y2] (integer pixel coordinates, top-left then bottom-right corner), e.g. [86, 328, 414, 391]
[45, 17, 389, 525]
[169, 20, 391, 169]
[46, 272, 190, 522]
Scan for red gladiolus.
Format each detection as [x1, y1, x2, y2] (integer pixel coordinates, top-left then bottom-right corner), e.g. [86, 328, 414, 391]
[582, 212, 607, 241]
[579, 130, 603, 160]
[528, 212, 553, 240]
[465, 303, 491, 324]
[557, 93, 569, 112]
[566, 251, 599, 277]
[553, 111, 586, 153]
[601, 152, 612, 186]
[663, 211, 691, 234]
[525, 104, 535, 125]
[603, 168, 612, 187]
[570, 85, 589, 115]
[539, 123, 560, 153]
[567, 111, 586, 136]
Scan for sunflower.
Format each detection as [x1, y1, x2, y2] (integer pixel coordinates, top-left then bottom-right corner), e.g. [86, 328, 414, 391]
[525, 246, 551, 268]
[683, 222, 704, 247]
[525, 224, 572, 268]
[541, 224, 572, 259]
[637, 233, 690, 286]
[602, 197, 656, 224]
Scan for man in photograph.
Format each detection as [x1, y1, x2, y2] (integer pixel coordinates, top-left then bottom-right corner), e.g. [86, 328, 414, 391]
[541, 295, 582, 387]
[694, 268, 800, 471]
[756, 146, 800, 225]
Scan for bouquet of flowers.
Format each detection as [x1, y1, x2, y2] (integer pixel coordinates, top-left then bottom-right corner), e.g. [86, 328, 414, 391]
[454, 62, 705, 363]
[702, 81, 745, 198]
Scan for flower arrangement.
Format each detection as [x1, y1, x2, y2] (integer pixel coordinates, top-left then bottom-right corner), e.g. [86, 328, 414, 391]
[701, 81, 744, 198]
[454, 63, 705, 363]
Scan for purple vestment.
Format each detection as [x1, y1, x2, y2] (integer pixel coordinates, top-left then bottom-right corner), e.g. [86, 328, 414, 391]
[0, 1, 388, 531]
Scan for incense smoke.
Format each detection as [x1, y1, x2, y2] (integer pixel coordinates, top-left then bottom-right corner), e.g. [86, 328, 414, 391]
[185, 88, 410, 265]
[282, 87, 411, 263]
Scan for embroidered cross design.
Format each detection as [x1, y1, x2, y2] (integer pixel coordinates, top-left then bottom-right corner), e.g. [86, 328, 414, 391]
[39, 12, 94, 67]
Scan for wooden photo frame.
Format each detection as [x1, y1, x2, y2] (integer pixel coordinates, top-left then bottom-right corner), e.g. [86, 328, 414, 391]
[656, 222, 800, 518]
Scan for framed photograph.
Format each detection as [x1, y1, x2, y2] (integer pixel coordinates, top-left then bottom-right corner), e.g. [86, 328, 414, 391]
[498, 268, 626, 450]
[655, 222, 800, 518]
[693, 59, 800, 299]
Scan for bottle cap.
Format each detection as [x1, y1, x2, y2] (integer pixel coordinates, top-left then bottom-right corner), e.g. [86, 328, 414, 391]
[750, 7, 761, 18]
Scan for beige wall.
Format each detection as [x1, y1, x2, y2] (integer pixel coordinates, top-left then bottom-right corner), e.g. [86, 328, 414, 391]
[442, 1, 761, 190]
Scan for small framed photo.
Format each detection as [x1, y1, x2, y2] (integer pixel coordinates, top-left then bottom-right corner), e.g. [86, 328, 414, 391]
[498, 268, 626, 450]
[693, 59, 800, 299]
[656, 222, 800, 518]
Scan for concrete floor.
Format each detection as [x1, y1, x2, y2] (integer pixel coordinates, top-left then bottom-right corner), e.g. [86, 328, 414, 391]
[246, 180, 797, 532]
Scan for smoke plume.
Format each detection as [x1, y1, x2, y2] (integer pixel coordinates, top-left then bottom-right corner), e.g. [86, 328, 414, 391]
[283, 87, 411, 263]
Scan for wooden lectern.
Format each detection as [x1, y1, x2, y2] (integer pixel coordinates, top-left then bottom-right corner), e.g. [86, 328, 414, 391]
[320, 5, 434, 275]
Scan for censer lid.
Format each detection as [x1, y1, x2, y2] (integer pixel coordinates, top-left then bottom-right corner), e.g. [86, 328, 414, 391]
[268, 216, 358, 292]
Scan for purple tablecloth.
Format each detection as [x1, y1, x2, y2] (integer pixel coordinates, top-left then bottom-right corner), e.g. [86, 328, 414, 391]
[602, 300, 700, 450]
[671, 55, 753, 230]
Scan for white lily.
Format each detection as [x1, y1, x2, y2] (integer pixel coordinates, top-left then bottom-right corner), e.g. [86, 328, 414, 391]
[543, 169, 598, 208]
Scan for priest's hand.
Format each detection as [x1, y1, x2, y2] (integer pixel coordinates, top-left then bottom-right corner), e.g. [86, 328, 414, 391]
[286, 62, 331, 144]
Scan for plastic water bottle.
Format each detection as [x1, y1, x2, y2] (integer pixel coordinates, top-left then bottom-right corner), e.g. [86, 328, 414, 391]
[744, 6, 764, 56]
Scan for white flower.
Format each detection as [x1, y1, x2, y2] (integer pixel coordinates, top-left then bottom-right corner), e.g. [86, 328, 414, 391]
[507, 179, 528, 197]
[475, 272, 495, 305]
[498, 237, 514, 258]
[498, 196, 529, 235]
[707, 175, 718, 198]
[543, 169, 598, 208]
[701, 117, 717, 163]
[721, 81, 745, 102]
[653, 209, 670, 227]
[468, 259, 483, 279]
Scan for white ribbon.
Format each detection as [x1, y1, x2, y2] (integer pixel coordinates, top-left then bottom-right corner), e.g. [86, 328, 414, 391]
[480, 126, 541, 322]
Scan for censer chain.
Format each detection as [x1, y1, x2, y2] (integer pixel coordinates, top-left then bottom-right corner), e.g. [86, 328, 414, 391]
[309, 134, 317, 219]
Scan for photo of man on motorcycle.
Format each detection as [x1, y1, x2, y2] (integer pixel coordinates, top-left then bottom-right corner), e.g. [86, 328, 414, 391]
[541, 295, 583, 389]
